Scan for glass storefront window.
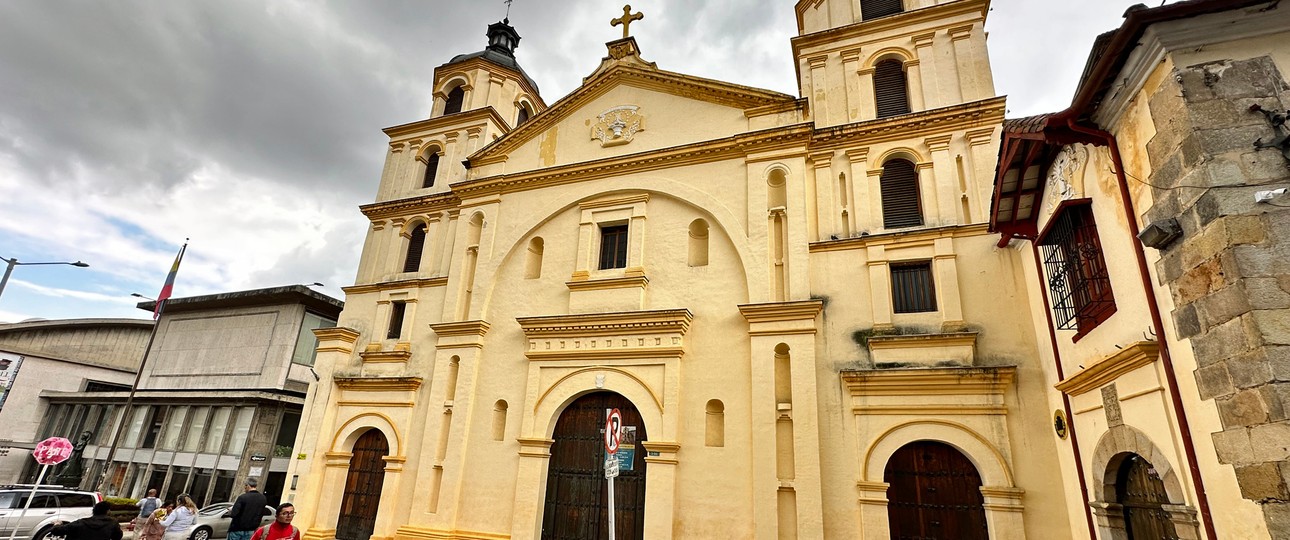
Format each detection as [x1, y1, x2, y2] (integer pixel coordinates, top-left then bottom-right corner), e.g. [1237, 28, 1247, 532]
[160, 406, 187, 450]
[204, 407, 231, 454]
[183, 407, 210, 452]
[190, 468, 213, 507]
[165, 466, 190, 502]
[224, 408, 255, 455]
[96, 406, 122, 446]
[122, 406, 147, 448]
[212, 470, 236, 505]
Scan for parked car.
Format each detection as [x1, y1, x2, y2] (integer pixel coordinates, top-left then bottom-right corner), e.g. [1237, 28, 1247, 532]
[0, 485, 104, 540]
[186, 503, 273, 540]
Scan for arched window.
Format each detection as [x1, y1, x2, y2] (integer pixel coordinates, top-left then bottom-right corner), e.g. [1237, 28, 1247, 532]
[403, 224, 428, 273]
[422, 151, 440, 188]
[443, 86, 465, 115]
[524, 237, 544, 279]
[880, 158, 922, 228]
[874, 59, 911, 118]
[860, 0, 904, 20]
[516, 104, 531, 125]
[688, 219, 709, 267]
[705, 399, 725, 447]
[492, 400, 508, 442]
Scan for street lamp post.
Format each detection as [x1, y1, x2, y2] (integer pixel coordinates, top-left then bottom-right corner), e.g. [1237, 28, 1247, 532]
[0, 256, 90, 301]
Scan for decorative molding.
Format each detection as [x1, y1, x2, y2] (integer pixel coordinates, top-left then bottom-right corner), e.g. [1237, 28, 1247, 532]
[965, 127, 996, 145]
[343, 276, 449, 295]
[381, 106, 511, 141]
[867, 332, 977, 351]
[358, 348, 412, 363]
[395, 525, 510, 540]
[518, 309, 692, 338]
[853, 404, 1005, 415]
[737, 300, 824, 324]
[642, 441, 681, 464]
[1055, 341, 1160, 396]
[360, 192, 461, 221]
[810, 223, 989, 252]
[792, 0, 986, 51]
[518, 309, 692, 362]
[841, 366, 1016, 396]
[806, 55, 829, 69]
[429, 320, 492, 338]
[845, 147, 870, 162]
[591, 105, 645, 147]
[565, 275, 649, 292]
[313, 327, 360, 355]
[336, 401, 416, 408]
[924, 134, 954, 152]
[579, 193, 650, 210]
[809, 97, 1006, 152]
[948, 23, 975, 39]
[334, 377, 423, 392]
[517, 437, 555, 458]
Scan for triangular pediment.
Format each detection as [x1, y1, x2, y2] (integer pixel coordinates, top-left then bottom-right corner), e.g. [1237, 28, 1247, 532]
[468, 43, 795, 169]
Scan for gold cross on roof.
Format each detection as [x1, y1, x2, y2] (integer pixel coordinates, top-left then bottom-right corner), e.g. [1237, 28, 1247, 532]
[610, 5, 644, 39]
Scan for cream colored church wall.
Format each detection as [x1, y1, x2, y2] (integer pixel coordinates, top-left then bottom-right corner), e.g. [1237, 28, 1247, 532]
[797, 0, 967, 35]
[495, 85, 757, 173]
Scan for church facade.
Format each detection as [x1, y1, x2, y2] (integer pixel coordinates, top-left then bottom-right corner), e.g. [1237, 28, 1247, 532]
[283, 0, 1277, 538]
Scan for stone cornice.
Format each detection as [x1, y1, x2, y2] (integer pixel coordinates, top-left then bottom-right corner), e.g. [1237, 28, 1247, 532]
[313, 327, 360, 355]
[792, 0, 987, 51]
[361, 192, 461, 221]
[343, 276, 449, 295]
[808, 97, 1006, 151]
[429, 320, 492, 338]
[809, 223, 990, 252]
[382, 106, 512, 140]
[432, 56, 547, 109]
[867, 332, 978, 351]
[566, 275, 649, 293]
[737, 300, 824, 324]
[744, 98, 809, 119]
[334, 376, 423, 392]
[841, 366, 1015, 396]
[1055, 341, 1160, 396]
[517, 309, 693, 338]
[358, 348, 412, 364]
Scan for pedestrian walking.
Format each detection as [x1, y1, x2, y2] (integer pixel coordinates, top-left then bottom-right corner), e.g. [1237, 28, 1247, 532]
[134, 489, 161, 533]
[160, 495, 197, 540]
[137, 508, 167, 540]
[227, 478, 268, 540]
[249, 504, 300, 540]
[49, 501, 123, 540]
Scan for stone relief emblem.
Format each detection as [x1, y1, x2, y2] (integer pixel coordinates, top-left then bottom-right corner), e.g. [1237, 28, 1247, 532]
[591, 105, 644, 147]
[1046, 145, 1087, 213]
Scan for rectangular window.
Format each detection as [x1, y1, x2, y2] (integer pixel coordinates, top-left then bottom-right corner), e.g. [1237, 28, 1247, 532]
[204, 407, 232, 454]
[387, 301, 407, 339]
[598, 224, 629, 270]
[1040, 203, 1116, 337]
[141, 407, 165, 449]
[160, 406, 188, 450]
[275, 411, 302, 457]
[183, 406, 210, 452]
[292, 312, 334, 366]
[224, 407, 255, 454]
[891, 262, 937, 313]
[122, 405, 148, 448]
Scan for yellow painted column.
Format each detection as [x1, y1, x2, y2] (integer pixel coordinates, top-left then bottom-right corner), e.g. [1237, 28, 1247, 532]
[841, 48, 862, 122]
[911, 32, 939, 110]
[809, 151, 836, 240]
[370, 457, 407, 540]
[856, 67, 876, 121]
[509, 438, 553, 540]
[856, 481, 891, 539]
[904, 59, 925, 112]
[914, 162, 940, 227]
[933, 238, 965, 330]
[949, 24, 978, 102]
[925, 135, 958, 225]
[867, 245, 893, 331]
[807, 55, 829, 126]
[845, 148, 870, 233]
[302, 452, 353, 540]
[964, 127, 998, 222]
[641, 441, 680, 538]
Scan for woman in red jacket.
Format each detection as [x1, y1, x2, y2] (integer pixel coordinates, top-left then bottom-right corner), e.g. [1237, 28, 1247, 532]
[250, 504, 299, 540]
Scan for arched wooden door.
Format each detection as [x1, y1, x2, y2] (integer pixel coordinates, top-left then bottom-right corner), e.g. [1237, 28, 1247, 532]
[541, 392, 647, 540]
[884, 441, 988, 540]
[1116, 454, 1179, 539]
[335, 429, 389, 540]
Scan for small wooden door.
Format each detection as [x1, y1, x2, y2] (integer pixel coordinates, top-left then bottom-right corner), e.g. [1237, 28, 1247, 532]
[1117, 454, 1179, 540]
[885, 441, 989, 540]
[541, 392, 647, 540]
[336, 430, 388, 540]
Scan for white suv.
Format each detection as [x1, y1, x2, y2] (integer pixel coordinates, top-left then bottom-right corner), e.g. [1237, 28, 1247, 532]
[0, 485, 104, 540]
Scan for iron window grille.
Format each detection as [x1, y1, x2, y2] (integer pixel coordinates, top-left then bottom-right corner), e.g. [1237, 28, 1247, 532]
[891, 262, 937, 313]
[599, 224, 629, 270]
[1039, 203, 1115, 334]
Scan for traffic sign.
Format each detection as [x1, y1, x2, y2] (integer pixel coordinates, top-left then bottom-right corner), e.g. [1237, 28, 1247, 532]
[604, 408, 622, 454]
[32, 437, 73, 466]
[604, 458, 620, 478]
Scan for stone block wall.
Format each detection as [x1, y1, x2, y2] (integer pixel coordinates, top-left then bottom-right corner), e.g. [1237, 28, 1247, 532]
[1143, 55, 1290, 536]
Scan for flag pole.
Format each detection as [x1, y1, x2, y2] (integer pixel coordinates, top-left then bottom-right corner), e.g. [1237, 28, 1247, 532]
[95, 241, 186, 493]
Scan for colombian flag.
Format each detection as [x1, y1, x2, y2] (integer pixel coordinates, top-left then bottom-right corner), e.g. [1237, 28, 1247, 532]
[154, 242, 187, 319]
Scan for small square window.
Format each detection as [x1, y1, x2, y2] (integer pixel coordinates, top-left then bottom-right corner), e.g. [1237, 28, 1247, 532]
[599, 225, 629, 270]
[891, 262, 936, 313]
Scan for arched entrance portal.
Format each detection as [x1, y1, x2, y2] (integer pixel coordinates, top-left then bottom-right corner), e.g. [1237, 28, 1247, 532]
[884, 441, 988, 540]
[541, 392, 647, 540]
[335, 429, 388, 540]
[1116, 454, 1179, 539]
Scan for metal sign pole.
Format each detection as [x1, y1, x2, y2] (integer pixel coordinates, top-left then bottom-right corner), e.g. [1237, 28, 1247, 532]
[7, 463, 50, 540]
[607, 471, 616, 540]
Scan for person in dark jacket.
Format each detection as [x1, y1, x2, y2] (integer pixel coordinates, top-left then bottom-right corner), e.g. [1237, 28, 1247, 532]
[50, 501, 122, 540]
[227, 478, 268, 540]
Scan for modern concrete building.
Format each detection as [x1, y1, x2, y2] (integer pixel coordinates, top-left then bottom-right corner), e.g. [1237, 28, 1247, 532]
[19, 285, 341, 508]
[0, 318, 150, 484]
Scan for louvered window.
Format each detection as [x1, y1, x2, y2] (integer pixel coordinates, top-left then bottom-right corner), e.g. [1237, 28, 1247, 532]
[387, 301, 407, 339]
[874, 60, 911, 118]
[1039, 203, 1115, 336]
[892, 262, 936, 313]
[403, 224, 427, 273]
[880, 159, 922, 228]
[423, 153, 440, 188]
[860, 0, 904, 20]
[599, 224, 629, 270]
[443, 86, 465, 115]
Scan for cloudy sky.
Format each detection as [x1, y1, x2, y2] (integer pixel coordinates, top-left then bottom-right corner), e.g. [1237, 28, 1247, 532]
[0, 0, 1139, 323]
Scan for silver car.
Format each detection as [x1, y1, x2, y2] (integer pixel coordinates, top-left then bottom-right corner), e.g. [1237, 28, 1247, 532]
[185, 503, 273, 540]
[0, 485, 103, 540]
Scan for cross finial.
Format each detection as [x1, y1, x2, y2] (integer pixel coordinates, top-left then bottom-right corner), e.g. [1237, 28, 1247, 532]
[610, 4, 644, 39]
[504, 0, 513, 19]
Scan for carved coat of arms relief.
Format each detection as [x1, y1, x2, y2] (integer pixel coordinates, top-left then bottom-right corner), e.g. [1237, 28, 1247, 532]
[1045, 145, 1088, 213]
[591, 105, 644, 147]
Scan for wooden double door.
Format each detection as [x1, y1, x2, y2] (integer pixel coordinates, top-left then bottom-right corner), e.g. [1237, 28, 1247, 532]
[541, 392, 648, 540]
[336, 429, 388, 540]
[1116, 454, 1180, 539]
[884, 441, 989, 540]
